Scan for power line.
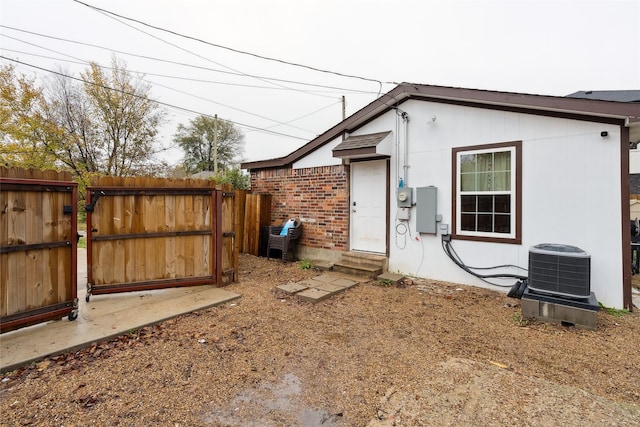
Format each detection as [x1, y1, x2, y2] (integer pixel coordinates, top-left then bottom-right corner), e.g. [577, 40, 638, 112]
[0, 56, 309, 142]
[72, 0, 394, 93]
[0, 26, 382, 95]
[81, 4, 336, 99]
[1, 46, 326, 135]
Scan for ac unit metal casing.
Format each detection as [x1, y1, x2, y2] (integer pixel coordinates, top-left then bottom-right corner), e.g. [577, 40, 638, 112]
[528, 243, 591, 299]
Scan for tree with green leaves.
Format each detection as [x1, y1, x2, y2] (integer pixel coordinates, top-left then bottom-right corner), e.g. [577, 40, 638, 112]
[174, 115, 245, 174]
[0, 64, 61, 170]
[1, 57, 167, 181]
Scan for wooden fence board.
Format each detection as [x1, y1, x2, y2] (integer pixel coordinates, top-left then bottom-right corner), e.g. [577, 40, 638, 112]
[0, 167, 78, 332]
[85, 176, 236, 299]
[243, 193, 271, 256]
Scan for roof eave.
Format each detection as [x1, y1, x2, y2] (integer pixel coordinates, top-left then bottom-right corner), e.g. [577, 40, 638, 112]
[242, 83, 640, 171]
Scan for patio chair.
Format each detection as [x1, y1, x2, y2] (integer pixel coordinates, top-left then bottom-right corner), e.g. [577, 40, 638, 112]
[267, 219, 302, 260]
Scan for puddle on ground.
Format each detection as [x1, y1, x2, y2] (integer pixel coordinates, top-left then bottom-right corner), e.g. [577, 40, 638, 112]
[203, 372, 339, 426]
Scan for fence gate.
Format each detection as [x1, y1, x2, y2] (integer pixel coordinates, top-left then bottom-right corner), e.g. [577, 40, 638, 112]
[1, 168, 78, 333]
[85, 177, 237, 301]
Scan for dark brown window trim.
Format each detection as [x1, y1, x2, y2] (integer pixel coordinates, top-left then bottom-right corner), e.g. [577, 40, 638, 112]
[451, 140, 522, 244]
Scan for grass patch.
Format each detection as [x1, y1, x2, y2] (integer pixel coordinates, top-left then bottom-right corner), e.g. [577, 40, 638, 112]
[512, 310, 531, 327]
[375, 278, 394, 287]
[598, 302, 630, 317]
[77, 237, 86, 249]
[299, 259, 314, 270]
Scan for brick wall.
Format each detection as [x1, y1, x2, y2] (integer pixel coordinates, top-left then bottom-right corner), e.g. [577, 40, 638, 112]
[250, 165, 349, 251]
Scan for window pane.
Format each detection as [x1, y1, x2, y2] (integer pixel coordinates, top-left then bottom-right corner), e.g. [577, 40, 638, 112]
[476, 153, 493, 172]
[494, 214, 511, 233]
[477, 214, 493, 232]
[477, 195, 493, 212]
[460, 154, 476, 173]
[493, 151, 511, 171]
[493, 171, 511, 191]
[461, 214, 476, 231]
[460, 195, 476, 212]
[477, 171, 492, 191]
[494, 195, 510, 213]
[460, 173, 476, 191]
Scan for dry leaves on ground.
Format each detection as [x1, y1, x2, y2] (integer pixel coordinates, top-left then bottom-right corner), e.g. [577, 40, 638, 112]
[1, 254, 639, 426]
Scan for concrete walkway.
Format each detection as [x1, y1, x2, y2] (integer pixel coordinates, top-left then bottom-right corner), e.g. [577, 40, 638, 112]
[0, 250, 240, 372]
[276, 272, 371, 302]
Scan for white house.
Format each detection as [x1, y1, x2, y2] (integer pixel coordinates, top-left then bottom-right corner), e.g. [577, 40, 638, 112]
[242, 84, 640, 310]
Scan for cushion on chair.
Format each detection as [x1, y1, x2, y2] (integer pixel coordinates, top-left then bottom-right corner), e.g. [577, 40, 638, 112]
[279, 218, 295, 236]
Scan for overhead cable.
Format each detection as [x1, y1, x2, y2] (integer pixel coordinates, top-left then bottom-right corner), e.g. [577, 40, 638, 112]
[0, 56, 309, 141]
[71, 0, 394, 93]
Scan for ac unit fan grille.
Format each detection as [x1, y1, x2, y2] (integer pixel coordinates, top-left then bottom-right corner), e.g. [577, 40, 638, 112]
[528, 249, 590, 298]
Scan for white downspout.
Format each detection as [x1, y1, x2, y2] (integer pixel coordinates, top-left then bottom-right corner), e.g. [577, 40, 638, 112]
[402, 111, 410, 186]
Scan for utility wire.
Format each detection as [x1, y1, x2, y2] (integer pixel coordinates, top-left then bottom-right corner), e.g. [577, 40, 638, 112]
[72, 0, 394, 94]
[0, 26, 380, 95]
[0, 56, 309, 141]
[79, 4, 336, 99]
[1, 44, 331, 135]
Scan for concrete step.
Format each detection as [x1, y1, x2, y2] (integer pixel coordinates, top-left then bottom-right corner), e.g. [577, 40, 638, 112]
[377, 271, 405, 285]
[333, 261, 382, 279]
[341, 252, 388, 270]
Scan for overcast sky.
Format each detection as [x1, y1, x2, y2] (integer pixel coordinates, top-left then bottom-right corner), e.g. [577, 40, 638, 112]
[1, 0, 639, 165]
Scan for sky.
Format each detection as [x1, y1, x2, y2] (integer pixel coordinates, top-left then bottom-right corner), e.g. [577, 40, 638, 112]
[1, 0, 639, 165]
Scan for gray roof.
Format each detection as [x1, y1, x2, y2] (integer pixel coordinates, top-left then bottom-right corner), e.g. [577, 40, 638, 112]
[333, 131, 391, 152]
[566, 90, 640, 103]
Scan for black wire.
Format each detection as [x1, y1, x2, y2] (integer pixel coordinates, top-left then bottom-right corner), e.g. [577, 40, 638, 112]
[441, 238, 527, 287]
[0, 56, 309, 141]
[446, 239, 528, 272]
[72, 0, 393, 88]
[0, 26, 383, 95]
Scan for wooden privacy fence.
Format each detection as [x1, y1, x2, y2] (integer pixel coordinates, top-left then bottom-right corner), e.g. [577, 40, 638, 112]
[85, 177, 238, 300]
[1, 167, 78, 333]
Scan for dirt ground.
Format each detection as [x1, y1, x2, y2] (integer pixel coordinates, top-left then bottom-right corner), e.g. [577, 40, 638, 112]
[1, 254, 639, 426]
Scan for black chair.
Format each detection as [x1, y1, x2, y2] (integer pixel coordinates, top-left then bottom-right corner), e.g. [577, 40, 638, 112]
[267, 220, 302, 260]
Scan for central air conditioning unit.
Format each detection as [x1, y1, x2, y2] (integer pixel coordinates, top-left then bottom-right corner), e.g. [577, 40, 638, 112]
[528, 243, 591, 299]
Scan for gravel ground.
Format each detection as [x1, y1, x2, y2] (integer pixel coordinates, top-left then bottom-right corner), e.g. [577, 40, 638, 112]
[1, 254, 639, 426]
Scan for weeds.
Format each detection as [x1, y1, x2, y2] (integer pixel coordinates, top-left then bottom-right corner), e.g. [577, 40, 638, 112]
[375, 278, 394, 287]
[512, 310, 530, 327]
[598, 303, 630, 317]
[299, 259, 314, 270]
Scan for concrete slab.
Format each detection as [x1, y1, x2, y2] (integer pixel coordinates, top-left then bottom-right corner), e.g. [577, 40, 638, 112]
[331, 278, 360, 289]
[311, 282, 347, 293]
[312, 261, 334, 271]
[311, 274, 339, 284]
[297, 288, 332, 303]
[521, 296, 598, 330]
[276, 282, 309, 294]
[0, 285, 240, 372]
[377, 272, 405, 284]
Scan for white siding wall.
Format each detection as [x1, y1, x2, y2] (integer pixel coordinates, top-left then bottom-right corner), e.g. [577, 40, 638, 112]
[299, 100, 625, 308]
[293, 137, 343, 169]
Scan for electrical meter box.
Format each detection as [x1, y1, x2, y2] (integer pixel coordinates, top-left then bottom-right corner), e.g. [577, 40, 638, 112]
[397, 187, 413, 207]
[416, 186, 437, 233]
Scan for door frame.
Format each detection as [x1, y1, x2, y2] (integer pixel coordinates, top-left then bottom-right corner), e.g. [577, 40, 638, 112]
[349, 158, 390, 256]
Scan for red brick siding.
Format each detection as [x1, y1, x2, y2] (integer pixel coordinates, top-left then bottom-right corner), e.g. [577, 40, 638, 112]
[250, 165, 349, 251]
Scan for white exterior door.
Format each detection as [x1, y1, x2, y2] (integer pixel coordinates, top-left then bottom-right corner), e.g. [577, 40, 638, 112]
[351, 160, 387, 253]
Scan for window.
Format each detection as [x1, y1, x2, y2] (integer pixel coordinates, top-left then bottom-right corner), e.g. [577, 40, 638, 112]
[453, 141, 521, 243]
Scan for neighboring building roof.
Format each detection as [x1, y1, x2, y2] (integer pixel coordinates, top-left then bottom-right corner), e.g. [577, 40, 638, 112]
[242, 83, 640, 171]
[567, 90, 640, 103]
[190, 171, 216, 179]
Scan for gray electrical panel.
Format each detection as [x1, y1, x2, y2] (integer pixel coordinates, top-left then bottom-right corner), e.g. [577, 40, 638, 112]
[416, 186, 437, 234]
